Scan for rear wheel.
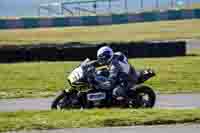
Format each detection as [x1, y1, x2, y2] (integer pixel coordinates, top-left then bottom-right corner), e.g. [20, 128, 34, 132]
[130, 85, 156, 108]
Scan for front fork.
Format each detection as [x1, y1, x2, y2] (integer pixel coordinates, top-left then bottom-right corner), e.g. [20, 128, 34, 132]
[65, 88, 88, 109]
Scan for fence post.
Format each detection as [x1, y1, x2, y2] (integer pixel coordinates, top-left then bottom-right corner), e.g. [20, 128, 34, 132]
[140, 0, 144, 11]
[156, 0, 159, 9]
[124, 0, 128, 13]
[108, 0, 112, 14]
[170, 0, 175, 8]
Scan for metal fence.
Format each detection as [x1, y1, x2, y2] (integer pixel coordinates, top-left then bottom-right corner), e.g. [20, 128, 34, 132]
[0, 0, 197, 17]
[38, 0, 194, 16]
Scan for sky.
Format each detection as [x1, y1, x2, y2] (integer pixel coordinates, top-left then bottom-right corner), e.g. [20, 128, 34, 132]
[0, 0, 200, 17]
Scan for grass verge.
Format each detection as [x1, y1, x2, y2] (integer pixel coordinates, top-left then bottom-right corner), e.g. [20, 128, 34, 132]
[0, 109, 200, 132]
[0, 19, 200, 45]
[0, 54, 200, 99]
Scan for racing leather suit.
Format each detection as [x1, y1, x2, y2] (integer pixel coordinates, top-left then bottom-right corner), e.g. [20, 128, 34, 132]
[103, 52, 138, 98]
[83, 52, 138, 98]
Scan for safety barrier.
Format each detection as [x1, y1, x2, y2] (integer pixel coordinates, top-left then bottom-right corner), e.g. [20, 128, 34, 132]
[0, 9, 200, 29]
[0, 41, 186, 62]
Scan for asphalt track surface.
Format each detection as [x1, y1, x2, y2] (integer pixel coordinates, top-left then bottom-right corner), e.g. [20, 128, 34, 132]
[7, 125, 200, 133]
[1, 93, 200, 112]
[186, 39, 200, 51]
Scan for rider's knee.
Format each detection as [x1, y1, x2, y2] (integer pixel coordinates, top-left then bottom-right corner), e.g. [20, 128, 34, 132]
[113, 86, 126, 97]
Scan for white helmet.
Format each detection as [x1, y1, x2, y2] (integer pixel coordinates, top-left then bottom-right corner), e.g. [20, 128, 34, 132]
[97, 46, 113, 65]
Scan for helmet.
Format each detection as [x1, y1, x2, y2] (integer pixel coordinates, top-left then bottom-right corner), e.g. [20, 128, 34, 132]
[97, 46, 113, 65]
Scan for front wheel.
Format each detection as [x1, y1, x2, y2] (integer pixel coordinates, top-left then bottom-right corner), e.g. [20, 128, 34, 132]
[130, 85, 156, 108]
[51, 90, 68, 109]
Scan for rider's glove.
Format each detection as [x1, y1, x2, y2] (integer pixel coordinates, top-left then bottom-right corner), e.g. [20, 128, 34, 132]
[89, 66, 96, 75]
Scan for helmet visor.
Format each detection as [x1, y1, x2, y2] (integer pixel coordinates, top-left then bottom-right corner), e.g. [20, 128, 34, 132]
[97, 51, 112, 65]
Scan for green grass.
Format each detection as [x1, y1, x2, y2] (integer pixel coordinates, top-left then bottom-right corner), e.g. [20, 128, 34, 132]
[0, 19, 200, 45]
[0, 109, 200, 132]
[0, 62, 77, 99]
[188, 3, 200, 9]
[0, 53, 200, 99]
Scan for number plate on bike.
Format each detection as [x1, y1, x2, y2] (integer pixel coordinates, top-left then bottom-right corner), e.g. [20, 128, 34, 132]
[87, 92, 106, 101]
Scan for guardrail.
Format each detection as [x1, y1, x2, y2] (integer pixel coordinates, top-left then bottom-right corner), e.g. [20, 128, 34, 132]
[0, 8, 199, 29]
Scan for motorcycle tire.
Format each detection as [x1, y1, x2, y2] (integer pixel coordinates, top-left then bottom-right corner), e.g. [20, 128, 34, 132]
[51, 90, 67, 109]
[132, 85, 156, 108]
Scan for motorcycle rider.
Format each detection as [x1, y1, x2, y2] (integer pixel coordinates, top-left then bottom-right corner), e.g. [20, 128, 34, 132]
[95, 46, 138, 102]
